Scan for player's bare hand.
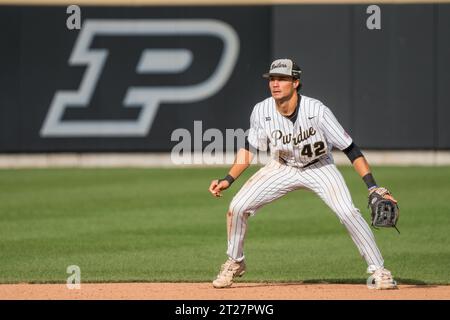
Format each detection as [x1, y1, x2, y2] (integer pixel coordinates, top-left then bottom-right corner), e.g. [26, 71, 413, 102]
[209, 180, 219, 196]
[208, 179, 230, 198]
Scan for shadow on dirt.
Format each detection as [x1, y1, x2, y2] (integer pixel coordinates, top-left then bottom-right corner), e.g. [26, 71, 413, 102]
[230, 278, 436, 289]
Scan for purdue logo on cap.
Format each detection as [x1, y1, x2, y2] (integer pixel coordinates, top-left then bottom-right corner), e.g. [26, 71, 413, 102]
[263, 58, 301, 79]
[271, 62, 288, 70]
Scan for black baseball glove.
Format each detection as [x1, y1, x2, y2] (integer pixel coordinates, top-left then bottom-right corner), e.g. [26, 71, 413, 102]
[368, 187, 400, 233]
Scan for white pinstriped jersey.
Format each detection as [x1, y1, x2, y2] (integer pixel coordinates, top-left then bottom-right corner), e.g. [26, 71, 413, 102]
[247, 95, 353, 167]
[226, 94, 386, 271]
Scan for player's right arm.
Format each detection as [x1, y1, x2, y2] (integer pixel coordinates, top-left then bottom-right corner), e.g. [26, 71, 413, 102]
[208, 148, 254, 197]
[208, 104, 266, 198]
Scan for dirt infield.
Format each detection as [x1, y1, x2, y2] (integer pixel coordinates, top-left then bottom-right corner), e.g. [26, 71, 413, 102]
[0, 283, 449, 300]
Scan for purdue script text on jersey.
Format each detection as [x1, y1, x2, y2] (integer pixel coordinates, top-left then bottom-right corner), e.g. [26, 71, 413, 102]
[272, 127, 317, 146]
[247, 95, 352, 167]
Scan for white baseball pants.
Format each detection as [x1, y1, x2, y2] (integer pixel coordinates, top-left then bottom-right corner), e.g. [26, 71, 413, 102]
[226, 156, 384, 270]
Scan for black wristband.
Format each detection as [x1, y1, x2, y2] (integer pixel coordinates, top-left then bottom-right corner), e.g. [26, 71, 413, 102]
[219, 174, 235, 186]
[362, 173, 377, 190]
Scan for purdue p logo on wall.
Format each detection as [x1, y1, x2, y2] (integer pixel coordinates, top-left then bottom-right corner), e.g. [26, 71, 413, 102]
[40, 19, 239, 137]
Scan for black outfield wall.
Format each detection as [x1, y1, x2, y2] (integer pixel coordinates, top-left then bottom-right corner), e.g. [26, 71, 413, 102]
[0, 4, 449, 152]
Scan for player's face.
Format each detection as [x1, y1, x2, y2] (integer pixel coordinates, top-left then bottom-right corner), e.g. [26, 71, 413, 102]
[269, 76, 298, 101]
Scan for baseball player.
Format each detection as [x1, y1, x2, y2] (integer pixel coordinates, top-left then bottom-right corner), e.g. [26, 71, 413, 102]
[208, 58, 398, 290]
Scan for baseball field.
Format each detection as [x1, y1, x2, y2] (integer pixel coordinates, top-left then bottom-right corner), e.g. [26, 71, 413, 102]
[0, 166, 449, 299]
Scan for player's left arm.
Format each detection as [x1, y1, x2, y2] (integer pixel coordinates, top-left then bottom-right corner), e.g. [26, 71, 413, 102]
[319, 105, 396, 201]
[344, 143, 397, 203]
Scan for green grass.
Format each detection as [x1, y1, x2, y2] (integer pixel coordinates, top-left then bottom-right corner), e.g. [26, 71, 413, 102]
[0, 166, 449, 285]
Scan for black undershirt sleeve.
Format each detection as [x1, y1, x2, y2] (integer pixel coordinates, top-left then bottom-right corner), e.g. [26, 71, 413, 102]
[343, 142, 363, 163]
